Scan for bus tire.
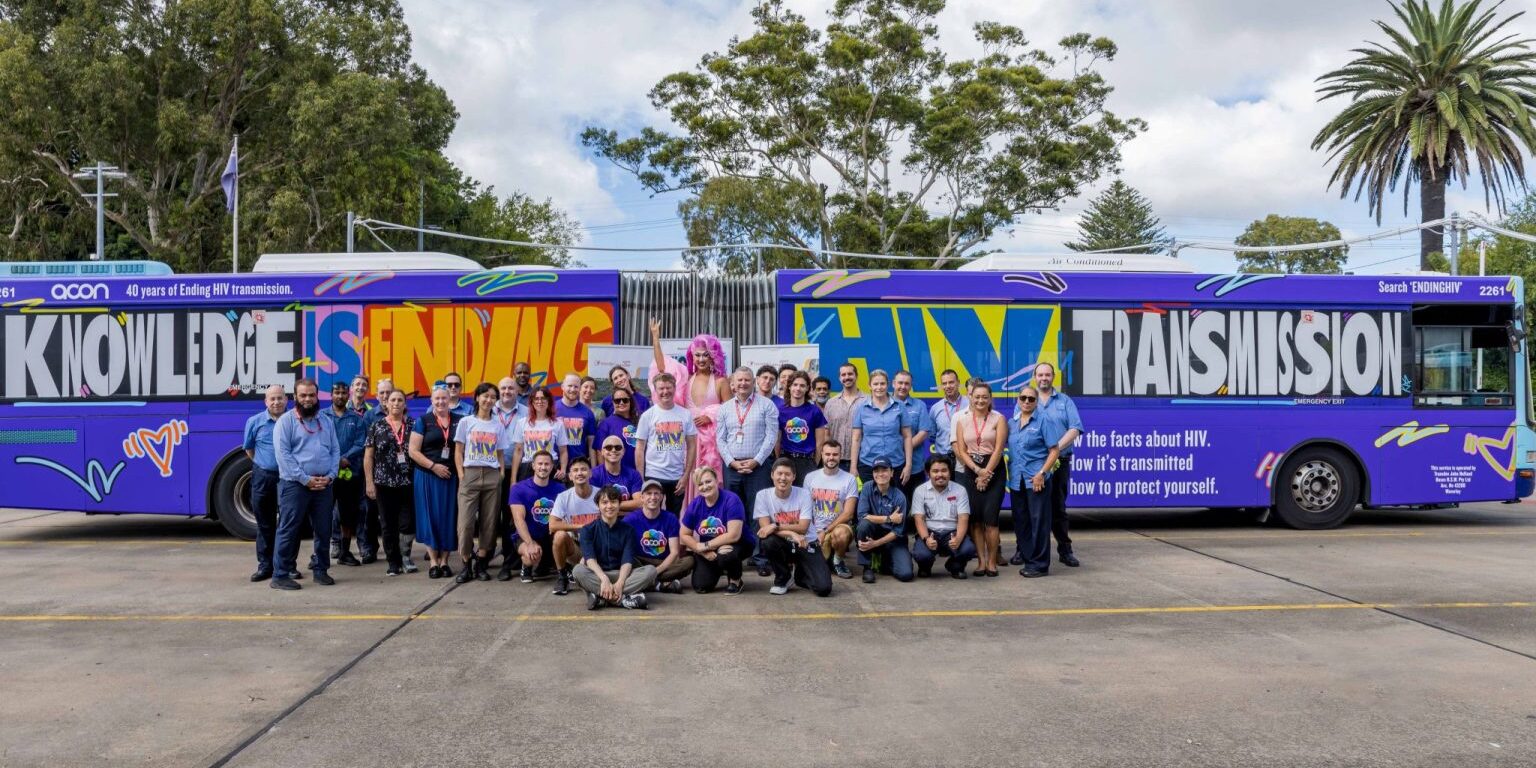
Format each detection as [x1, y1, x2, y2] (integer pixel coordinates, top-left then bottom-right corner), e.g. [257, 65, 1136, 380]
[1273, 446, 1359, 530]
[211, 453, 258, 541]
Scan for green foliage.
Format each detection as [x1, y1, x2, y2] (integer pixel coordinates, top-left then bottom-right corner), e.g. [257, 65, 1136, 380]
[1312, 0, 1536, 269]
[1233, 215, 1348, 274]
[0, 0, 575, 270]
[1064, 180, 1169, 254]
[583, 0, 1141, 273]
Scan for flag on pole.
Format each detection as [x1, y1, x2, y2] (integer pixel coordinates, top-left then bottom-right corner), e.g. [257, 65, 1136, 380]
[220, 144, 238, 212]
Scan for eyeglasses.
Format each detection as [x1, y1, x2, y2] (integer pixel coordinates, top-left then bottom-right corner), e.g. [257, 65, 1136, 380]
[602, 445, 624, 451]
[444, 382, 462, 389]
[1018, 395, 1037, 403]
[612, 398, 631, 404]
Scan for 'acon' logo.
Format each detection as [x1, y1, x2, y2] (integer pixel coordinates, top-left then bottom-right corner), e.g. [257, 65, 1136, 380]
[785, 417, 810, 443]
[698, 515, 727, 538]
[622, 424, 637, 446]
[640, 528, 667, 557]
[532, 497, 555, 524]
[51, 283, 110, 301]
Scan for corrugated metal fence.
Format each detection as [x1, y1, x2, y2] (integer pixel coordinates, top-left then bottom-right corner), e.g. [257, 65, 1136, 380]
[619, 272, 777, 355]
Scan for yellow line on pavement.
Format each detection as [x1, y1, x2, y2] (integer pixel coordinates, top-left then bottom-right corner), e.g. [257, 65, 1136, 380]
[0, 601, 1530, 624]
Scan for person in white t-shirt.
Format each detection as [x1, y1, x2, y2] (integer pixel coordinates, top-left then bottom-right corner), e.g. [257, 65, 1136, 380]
[453, 383, 511, 583]
[510, 387, 569, 482]
[801, 440, 859, 579]
[754, 458, 833, 597]
[548, 456, 600, 597]
[634, 372, 697, 511]
[910, 454, 976, 579]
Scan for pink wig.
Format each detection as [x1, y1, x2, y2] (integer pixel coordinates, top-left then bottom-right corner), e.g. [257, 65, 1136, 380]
[686, 334, 726, 378]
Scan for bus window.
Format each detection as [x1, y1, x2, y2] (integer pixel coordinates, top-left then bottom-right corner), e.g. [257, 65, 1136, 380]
[1413, 304, 1515, 407]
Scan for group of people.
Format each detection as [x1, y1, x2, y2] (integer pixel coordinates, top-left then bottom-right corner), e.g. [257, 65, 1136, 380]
[242, 322, 1083, 610]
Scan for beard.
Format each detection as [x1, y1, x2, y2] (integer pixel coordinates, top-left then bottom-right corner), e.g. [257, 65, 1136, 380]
[297, 401, 319, 418]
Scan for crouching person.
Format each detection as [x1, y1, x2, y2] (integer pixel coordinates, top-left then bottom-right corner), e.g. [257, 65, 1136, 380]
[624, 479, 694, 593]
[911, 455, 976, 579]
[854, 458, 913, 583]
[754, 459, 833, 597]
[573, 486, 657, 610]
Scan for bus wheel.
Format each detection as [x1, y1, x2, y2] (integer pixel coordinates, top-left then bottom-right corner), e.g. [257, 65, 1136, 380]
[211, 454, 258, 540]
[1274, 447, 1359, 530]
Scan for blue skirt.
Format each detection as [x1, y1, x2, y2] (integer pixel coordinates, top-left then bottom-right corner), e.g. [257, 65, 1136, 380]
[413, 467, 458, 552]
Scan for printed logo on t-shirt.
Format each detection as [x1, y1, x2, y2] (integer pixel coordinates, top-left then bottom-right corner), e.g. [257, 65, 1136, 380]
[561, 417, 586, 444]
[810, 488, 843, 528]
[570, 510, 599, 527]
[697, 515, 726, 538]
[531, 497, 555, 525]
[784, 417, 809, 444]
[652, 420, 684, 449]
[774, 508, 802, 525]
[523, 427, 553, 454]
[465, 427, 499, 464]
[621, 424, 637, 446]
[640, 528, 667, 557]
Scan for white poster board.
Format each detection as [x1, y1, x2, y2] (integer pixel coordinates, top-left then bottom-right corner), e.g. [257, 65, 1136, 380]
[739, 344, 820, 377]
[586, 345, 655, 380]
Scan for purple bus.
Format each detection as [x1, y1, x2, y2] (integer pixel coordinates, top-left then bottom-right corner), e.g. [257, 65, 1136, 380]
[779, 267, 1535, 528]
[2, 260, 1530, 535]
[0, 260, 618, 538]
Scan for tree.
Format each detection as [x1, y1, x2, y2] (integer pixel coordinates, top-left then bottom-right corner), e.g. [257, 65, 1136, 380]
[1233, 215, 1348, 274]
[1064, 179, 1169, 253]
[1312, 0, 1536, 271]
[0, 0, 575, 270]
[582, 0, 1142, 273]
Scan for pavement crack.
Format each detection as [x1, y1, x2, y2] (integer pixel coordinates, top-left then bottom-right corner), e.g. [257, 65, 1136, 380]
[204, 580, 463, 767]
[1121, 524, 1536, 664]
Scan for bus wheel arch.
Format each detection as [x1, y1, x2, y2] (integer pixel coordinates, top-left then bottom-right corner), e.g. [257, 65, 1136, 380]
[207, 449, 258, 541]
[1270, 440, 1366, 530]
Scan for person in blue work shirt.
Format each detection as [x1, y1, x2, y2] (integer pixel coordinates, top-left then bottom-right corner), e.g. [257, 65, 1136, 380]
[272, 378, 341, 590]
[443, 372, 473, 417]
[325, 380, 369, 567]
[892, 369, 935, 504]
[1029, 362, 1084, 568]
[848, 369, 914, 486]
[927, 369, 968, 461]
[573, 485, 656, 610]
[243, 385, 288, 583]
[1008, 385, 1064, 577]
[854, 458, 913, 583]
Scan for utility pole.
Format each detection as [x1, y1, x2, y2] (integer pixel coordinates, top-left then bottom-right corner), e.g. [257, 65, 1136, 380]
[418, 179, 425, 251]
[71, 162, 127, 261]
[1446, 211, 1460, 275]
[346, 211, 355, 253]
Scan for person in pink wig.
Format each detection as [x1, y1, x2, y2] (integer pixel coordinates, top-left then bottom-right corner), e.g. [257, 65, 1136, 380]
[649, 318, 730, 503]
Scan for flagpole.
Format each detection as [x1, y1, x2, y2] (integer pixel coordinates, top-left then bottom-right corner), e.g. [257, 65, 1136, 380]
[231, 134, 239, 274]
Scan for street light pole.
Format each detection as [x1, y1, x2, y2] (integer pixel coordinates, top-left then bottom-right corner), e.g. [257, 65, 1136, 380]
[71, 162, 127, 261]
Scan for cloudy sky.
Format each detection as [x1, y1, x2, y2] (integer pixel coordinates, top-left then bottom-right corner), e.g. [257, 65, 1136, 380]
[397, 0, 1536, 273]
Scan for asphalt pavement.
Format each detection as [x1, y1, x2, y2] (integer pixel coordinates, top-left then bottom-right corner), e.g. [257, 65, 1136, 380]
[2, 503, 1534, 767]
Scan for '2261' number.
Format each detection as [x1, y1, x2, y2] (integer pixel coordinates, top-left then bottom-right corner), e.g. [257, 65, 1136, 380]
[1479, 285, 1507, 297]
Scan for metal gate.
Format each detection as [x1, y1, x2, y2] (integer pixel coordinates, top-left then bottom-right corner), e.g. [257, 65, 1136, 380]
[619, 272, 777, 357]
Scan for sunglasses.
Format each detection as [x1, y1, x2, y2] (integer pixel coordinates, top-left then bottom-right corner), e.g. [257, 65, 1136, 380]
[1019, 395, 1037, 403]
[612, 398, 631, 404]
[602, 445, 624, 451]
[444, 382, 462, 389]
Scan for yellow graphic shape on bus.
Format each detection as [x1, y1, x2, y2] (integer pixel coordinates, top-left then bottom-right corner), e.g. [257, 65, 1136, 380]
[1374, 421, 1450, 448]
[1463, 426, 1517, 481]
[793, 303, 1061, 395]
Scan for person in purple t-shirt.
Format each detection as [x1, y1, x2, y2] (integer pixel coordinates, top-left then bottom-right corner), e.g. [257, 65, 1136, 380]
[623, 479, 692, 594]
[679, 466, 751, 595]
[555, 373, 598, 460]
[592, 435, 645, 511]
[594, 390, 642, 473]
[775, 370, 828, 483]
[504, 450, 565, 583]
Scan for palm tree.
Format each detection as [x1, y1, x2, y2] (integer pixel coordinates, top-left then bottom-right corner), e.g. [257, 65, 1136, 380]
[1312, 0, 1536, 269]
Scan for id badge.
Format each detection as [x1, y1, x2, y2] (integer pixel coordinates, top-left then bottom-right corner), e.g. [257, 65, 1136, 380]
[395, 453, 407, 465]
[732, 430, 745, 446]
[440, 445, 450, 460]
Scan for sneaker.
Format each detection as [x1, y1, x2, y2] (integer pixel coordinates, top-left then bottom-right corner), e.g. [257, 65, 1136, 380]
[519, 566, 534, 584]
[496, 561, 515, 581]
[621, 593, 649, 610]
[587, 592, 602, 610]
[832, 558, 852, 579]
[270, 576, 301, 591]
[403, 557, 419, 574]
[660, 579, 684, 594]
[386, 565, 402, 577]
[553, 569, 571, 596]
[336, 552, 362, 567]
[312, 571, 335, 586]
[724, 581, 743, 595]
[769, 583, 790, 596]
[862, 568, 877, 584]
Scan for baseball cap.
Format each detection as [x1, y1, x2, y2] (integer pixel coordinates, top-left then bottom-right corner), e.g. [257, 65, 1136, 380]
[640, 479, 665, 494]
[871, 458, 893, 470]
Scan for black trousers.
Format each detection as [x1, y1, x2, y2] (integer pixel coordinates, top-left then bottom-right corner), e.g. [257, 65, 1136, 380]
[760, 535, 833, 596]
[333, 474, 363, 534]
[374, 484, 412, 569]
[1051, 458, 1073, 555]
[783, 453, 818, 485]
[647, 477, 682, 513]
[690, 543, 747, 593]
[249, 467, 280, 574]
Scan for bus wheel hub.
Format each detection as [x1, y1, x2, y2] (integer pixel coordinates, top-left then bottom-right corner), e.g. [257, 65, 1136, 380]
[1291, 460, 1340, 513]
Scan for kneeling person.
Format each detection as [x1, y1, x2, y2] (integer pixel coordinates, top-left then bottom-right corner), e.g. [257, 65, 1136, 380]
[505, 450, 566, 582]
[854, 458, 913, 583]
[623, 480, 694, 593]
[754, 458, 832, 597]
[911, 455, 976, 579]
[573, 486, 656, 610]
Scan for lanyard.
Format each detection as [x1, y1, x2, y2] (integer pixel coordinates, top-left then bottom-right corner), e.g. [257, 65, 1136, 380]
[734, 395, 753, 429]
[497, 407, 517, 428]
[299, 416, 322, 435]
[435, 413, 451, 438]
[969, 409, 989, 448]
[390, 419, 408, 451]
